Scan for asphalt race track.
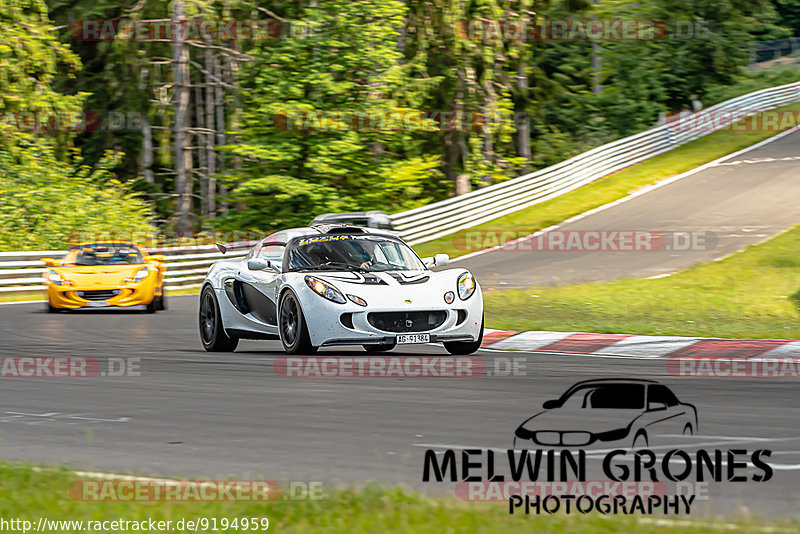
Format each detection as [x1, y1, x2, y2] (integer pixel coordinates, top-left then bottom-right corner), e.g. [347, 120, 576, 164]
[2, 297, 800, 518]
[457, 129, 800, 289]
[3, 131, 800, 520]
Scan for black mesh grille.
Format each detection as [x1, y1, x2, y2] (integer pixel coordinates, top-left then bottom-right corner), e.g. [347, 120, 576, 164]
[78, 289, 120, 300]
[368, 311, 446, 333]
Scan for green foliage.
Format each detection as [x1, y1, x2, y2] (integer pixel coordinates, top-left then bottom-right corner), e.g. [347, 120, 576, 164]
[4, 0, 797, 241]
[0, 147, 153, 250]
[0, 0, 152, 251]
[0, 0, 86, 150]
[217, 0, 442, 231]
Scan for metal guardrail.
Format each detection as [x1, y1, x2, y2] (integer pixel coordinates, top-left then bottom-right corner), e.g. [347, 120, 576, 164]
[0, 245, 252, 296]
[389, 80, 800, 245]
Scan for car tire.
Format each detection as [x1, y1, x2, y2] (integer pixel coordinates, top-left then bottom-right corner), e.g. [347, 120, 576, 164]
[46, 301, 60, 313]
[363, 342, 397, 353]
[199, 285, 239, 352]
[155, 287, 166, 311]
[279, 290, 317, 355]
[443, 316, 484, 355]
[633, 430, 649, 449]
[145, 296, 158, 313]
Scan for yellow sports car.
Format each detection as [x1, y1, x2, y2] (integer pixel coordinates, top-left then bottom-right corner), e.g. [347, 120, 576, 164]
[42, 242, 167, 313]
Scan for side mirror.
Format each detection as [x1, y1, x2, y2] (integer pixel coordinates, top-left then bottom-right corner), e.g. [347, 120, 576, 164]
[542, 400, 560, 409]
[647, 401, 667, 412]
[216, 242, 228, 254]
[247, 258, 269, 271]
[41, 258, 60, 267]
[422, 254, 450, 268]
[148, 255, 166, 263]
[247, 258, 280, 273]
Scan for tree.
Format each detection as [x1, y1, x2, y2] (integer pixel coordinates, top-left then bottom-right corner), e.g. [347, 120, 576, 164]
[218, 0, 439, 231]
[0, 0, 153, 250]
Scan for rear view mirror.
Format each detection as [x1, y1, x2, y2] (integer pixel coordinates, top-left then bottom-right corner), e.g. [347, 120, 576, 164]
[542, 400, 560, 409]
[41, 258, 60, 267]
[216, 242, 228, 254]
[148, 255, 166, 263]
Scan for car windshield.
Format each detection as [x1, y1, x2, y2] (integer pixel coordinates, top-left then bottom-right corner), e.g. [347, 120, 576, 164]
[62, 244, 145, 266]
[286, 235, 424, 272]
[561, 384, 645, 410]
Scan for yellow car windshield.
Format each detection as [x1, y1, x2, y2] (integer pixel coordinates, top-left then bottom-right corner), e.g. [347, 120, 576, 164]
[63, 244, 145, 266]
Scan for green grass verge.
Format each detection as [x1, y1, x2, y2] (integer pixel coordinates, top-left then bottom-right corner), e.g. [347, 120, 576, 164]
[0, 290, 46, 303]
[413, 101, 800, 260]
[0, 462, 792, 533]
[484, 224, 800, 339]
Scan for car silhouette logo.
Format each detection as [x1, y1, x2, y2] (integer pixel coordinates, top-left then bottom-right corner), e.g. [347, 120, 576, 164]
[513, 378, 698, 449]
[404, 299, 412, 303]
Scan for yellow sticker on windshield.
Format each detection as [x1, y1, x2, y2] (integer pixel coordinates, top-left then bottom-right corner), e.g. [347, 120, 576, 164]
[298, 236, 354, 246]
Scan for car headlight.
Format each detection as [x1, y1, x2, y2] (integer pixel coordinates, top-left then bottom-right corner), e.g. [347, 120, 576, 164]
[347, 294, 367, 307]
[46, 270, 64, 285]
[132, 267, 150, 283]
[457, 272, 476, 300]
[305, 276, 346, 304]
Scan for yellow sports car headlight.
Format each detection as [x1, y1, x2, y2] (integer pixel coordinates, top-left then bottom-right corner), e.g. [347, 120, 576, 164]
[457, 272, 476, 300]
[132, 266, 150, 283]
[46, 270, 71, 286]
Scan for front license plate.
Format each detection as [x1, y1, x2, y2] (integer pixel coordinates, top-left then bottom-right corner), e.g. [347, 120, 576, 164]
[397, 334, 430, 344]
[86, 301, 109, 308]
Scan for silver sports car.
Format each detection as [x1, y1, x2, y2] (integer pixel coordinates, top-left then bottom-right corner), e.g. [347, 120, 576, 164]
[199, 225, 484, 354]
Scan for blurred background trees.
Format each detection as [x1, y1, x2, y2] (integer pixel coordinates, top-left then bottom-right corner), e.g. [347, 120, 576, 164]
[2, 0, 800, 247]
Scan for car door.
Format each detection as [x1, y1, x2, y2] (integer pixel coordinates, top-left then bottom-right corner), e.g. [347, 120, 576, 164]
[644, 384, 687, 435]
[236, 243, 285, 329]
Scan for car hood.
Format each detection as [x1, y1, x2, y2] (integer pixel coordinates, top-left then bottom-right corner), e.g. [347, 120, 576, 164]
[53, 264, 149, 285]
[518, 408, 642, 434]
[299, 269, 472, 307]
